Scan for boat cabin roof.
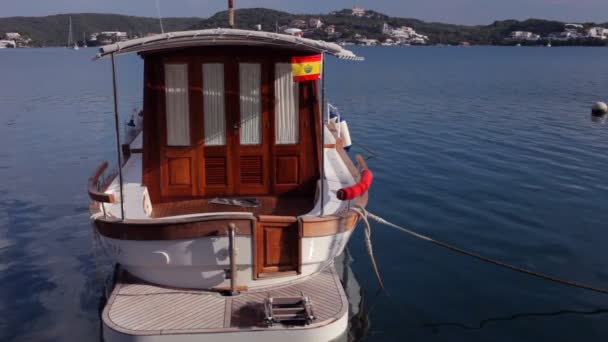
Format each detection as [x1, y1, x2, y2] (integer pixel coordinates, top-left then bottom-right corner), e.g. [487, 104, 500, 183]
[96, 28, 364, 61]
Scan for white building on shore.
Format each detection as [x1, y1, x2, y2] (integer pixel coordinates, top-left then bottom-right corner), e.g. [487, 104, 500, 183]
[5, 32, 22, 40]
[0, 40, 17, 48]
[509, 31, 540, 40]
[351, 6, 365, 17]
[309, 18, 323, 29]
[588, 27, 608, 39]
[382, 23, 429, 45]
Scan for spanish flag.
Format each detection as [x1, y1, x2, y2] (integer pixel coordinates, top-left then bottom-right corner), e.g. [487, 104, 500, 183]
[292, 54, 323, 82]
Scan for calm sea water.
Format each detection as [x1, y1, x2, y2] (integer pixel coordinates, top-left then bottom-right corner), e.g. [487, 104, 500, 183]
[1, 46, 608, 342]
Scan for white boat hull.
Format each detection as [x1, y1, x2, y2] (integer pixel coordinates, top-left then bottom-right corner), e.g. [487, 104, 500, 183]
[99, 230, 353, 290]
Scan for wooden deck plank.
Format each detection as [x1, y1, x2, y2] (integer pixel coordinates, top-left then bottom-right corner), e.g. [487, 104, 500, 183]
[103, 266, 347, 335]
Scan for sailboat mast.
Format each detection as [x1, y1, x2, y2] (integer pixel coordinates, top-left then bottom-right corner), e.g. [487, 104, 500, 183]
[67, 16, 74, 46]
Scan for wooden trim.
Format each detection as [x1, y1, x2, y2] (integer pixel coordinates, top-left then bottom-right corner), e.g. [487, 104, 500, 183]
[94, 215, 255, 240]
[257, 215, 297, 223]
[142, 57, 162, 203]
[355, 153, 368, 171]
[300, 214, 359, 237]
[88, 162, 116, 204]
[94, 209, 365, 241]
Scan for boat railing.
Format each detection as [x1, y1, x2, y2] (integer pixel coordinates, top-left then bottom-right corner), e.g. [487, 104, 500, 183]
[355, 154, 368, 172]
[88, 162, 117, 217]
[336, 154, 373, 202]
[327, 103, 342, 138]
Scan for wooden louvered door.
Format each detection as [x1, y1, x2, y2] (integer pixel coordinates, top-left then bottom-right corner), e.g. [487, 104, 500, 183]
[159, 61, 197, 198]
[198, 62, 234, 196]
[233, 62, 270, 195]
[197, 60, 270, 197]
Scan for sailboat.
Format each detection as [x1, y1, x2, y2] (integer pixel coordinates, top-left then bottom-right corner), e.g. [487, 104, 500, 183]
[67, 16, 79, 50]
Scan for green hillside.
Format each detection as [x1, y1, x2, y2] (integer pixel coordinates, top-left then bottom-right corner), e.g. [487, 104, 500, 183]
[0, 13, 200, 46]
[0, 9, 606, 47]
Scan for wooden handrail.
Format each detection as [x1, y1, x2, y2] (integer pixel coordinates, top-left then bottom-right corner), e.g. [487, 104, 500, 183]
[355, 154, 368, 172]
[88, 162, 116, 204]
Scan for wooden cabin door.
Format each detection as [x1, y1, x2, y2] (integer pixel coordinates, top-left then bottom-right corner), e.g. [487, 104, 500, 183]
[232, 62, 270, 195]
[198, 62, 234, 196]
[197, 61, 270, 197]
[159, 62, 197, 198]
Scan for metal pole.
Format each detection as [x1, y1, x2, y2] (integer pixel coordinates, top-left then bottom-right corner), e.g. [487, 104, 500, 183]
[111, 53, 125, 221]
[228, 223, 238, 295]
[228, 0, 235, 28]
[320, 52, 326, 217]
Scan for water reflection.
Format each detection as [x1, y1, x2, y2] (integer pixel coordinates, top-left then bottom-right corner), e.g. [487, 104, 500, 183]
[424, 308, 608, 332]
[591, 114, 607, 124]
[335, 249, 373, 342]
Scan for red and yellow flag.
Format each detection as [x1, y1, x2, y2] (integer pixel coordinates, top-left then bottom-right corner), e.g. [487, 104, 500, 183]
[292, 54, 323, 82]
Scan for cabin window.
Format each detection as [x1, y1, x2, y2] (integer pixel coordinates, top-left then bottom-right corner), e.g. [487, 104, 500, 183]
[164, 63, 191, 146]
[239, 63, 262, 145]
[202, 63, 226, 146]
[275, 63, 299, 145]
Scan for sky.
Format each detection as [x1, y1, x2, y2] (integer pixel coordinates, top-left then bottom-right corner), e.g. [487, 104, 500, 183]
[2, 0, 607, 25]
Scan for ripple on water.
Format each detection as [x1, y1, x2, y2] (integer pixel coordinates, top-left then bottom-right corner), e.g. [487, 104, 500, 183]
[1, 47, 608, 342]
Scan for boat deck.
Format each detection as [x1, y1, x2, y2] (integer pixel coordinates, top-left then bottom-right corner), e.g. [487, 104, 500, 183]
[102, 265, 348, 339]
[151, 196, 315, 218]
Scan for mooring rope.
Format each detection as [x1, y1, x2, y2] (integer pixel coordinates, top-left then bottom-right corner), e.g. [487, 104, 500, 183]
[350, 206, 608, 296]
[354, 207, 386, 292]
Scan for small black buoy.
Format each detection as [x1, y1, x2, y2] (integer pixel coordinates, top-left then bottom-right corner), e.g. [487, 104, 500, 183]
[591, 102, 608, 116]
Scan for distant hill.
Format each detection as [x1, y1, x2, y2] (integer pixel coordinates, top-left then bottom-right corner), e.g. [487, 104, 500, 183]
[0, 13, 200, 46]
[0, 9, 606, 47]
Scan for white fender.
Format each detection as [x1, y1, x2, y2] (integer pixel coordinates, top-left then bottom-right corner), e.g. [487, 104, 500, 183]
[125, 116, 137, 142]
[339, 120, 352, 150]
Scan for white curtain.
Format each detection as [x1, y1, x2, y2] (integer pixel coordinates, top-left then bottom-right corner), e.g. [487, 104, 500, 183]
[275, 63, 299, 144]
[164, 63, 190, 146]
[239, 63, 262, 145]
[203, 63, 226, 146]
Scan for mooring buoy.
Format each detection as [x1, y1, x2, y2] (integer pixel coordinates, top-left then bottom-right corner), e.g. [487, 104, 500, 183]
[591, 102, 608, 116]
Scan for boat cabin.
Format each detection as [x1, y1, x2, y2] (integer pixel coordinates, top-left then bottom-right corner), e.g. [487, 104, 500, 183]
[124, 34, 340, 221]
[142, 46, 320, 211]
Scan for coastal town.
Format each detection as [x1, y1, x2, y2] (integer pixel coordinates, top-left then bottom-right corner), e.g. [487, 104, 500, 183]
[1, 6, 608, 48]
[507, 24, 608, 45]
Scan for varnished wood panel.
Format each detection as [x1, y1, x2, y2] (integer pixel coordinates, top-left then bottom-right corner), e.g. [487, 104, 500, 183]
[160, 149, 196, 198]
[255, 218, 300, 276]
[300, 213, 360, 237]
[264, 227, 292, 266]
[168, 157, 192, 185]
[275, 156, 299, 185]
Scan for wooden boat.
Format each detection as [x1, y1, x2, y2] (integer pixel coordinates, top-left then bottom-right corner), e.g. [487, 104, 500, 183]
[89, 27, 371, 341]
